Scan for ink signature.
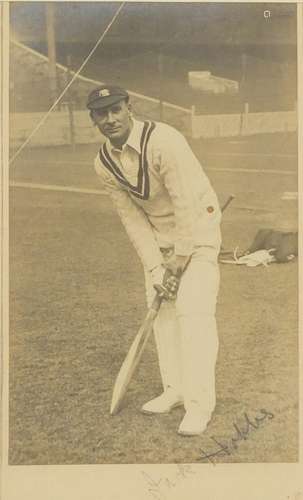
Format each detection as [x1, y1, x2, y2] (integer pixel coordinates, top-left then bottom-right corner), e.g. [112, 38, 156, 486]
[141, 464, 195, 500]
[199, 408, 274, 464]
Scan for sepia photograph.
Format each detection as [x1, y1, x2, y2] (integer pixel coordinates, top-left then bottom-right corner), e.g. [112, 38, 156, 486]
[4, 0, 300, 476]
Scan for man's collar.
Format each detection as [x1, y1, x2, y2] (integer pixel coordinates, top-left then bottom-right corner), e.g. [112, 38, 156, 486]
[107, 119, 144, 154]
[125, 119, 144, 153]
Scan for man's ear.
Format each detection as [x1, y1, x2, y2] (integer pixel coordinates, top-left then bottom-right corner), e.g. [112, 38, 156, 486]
[127, 103, 133, 116]
[90, 110, 95, 123]
[90, 110, 98, 127]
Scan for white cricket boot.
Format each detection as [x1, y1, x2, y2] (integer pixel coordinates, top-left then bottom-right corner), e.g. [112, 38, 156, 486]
[177, 408, 212, 436]
[141, 388, 183, 415]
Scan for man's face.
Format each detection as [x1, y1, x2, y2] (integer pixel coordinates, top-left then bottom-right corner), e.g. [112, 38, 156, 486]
[91, 99, 132, 147]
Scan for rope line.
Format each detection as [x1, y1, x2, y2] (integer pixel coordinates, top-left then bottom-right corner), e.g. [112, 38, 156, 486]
[9, 2, 125, 166]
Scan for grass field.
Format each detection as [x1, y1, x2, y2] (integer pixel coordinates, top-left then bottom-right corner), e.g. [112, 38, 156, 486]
[9, 132, 298, 464]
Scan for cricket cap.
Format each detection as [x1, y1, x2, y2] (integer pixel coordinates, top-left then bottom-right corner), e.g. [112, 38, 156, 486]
[87, 85, 129, 110]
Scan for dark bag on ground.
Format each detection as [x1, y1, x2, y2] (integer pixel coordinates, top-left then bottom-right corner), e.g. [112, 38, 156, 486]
[246, 229, 298, 263]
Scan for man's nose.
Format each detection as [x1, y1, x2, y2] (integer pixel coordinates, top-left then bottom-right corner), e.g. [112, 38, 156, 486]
[106, 111, 116, 123]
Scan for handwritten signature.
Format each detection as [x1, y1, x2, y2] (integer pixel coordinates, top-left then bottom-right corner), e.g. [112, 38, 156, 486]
[141, 464, 195, 500]
[199, 408, 274, 464]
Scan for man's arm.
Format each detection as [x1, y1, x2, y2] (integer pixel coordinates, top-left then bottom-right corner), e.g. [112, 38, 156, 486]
[158, 128, 221, 274]
[95, 157, 163, 272]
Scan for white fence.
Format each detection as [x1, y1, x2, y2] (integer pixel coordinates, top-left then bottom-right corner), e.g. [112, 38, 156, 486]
[191, 109, 297, 139]
[10, 110, 102, 148]
[10, 108, 298, 149]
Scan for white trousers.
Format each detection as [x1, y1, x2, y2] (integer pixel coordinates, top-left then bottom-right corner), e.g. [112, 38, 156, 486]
[145, 247, 220, 414]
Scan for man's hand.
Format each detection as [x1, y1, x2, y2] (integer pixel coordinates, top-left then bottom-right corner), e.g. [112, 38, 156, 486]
[154, 274, 180, 301]
[150, 265, 180, 301]
[163, 255, 189, 277]
[150, 264, 166, 288]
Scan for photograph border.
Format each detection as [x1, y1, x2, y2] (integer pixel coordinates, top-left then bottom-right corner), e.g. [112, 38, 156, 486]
[1, 1, 302, 498]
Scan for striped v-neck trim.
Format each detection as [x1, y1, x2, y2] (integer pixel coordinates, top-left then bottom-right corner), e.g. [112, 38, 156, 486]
[99, 121, 155, 200]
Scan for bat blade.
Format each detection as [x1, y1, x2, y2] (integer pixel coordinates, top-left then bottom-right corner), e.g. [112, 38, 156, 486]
[110, 296, 161, 415]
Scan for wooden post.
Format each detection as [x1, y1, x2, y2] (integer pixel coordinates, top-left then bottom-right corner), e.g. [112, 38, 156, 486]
[238, 53, 248, 136]
[158, 52, 164, 121]
[66, 55, 76, 150]
[239, 101, 249, 137]
[46, 3, 57, 104]
[240, 53, 247, 103]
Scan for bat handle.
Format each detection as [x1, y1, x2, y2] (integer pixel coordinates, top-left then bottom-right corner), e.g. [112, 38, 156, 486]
[150, 293, 164, 313]
[221, 194, 235, 213]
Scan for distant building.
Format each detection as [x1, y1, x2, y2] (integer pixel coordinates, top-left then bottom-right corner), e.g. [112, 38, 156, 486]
[188, 71, 239, 95]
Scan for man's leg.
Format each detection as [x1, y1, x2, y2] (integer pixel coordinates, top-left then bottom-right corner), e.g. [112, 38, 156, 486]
[153, 301, 182, 396]
[141, 269, 183, 413]
[176, 248, 220, 434]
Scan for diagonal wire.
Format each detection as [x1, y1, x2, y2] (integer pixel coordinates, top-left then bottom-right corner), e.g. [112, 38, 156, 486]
[9, 2, 125, 166]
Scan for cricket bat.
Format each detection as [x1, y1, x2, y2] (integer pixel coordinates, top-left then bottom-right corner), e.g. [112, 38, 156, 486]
[110, 293, 163, 415]
[110, 194, 235, 415]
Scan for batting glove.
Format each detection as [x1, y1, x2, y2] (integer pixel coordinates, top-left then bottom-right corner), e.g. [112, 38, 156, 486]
[152, 268, 180, 301]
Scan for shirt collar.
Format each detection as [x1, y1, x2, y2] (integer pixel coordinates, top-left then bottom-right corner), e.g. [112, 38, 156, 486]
[107, 119, 144, 154]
